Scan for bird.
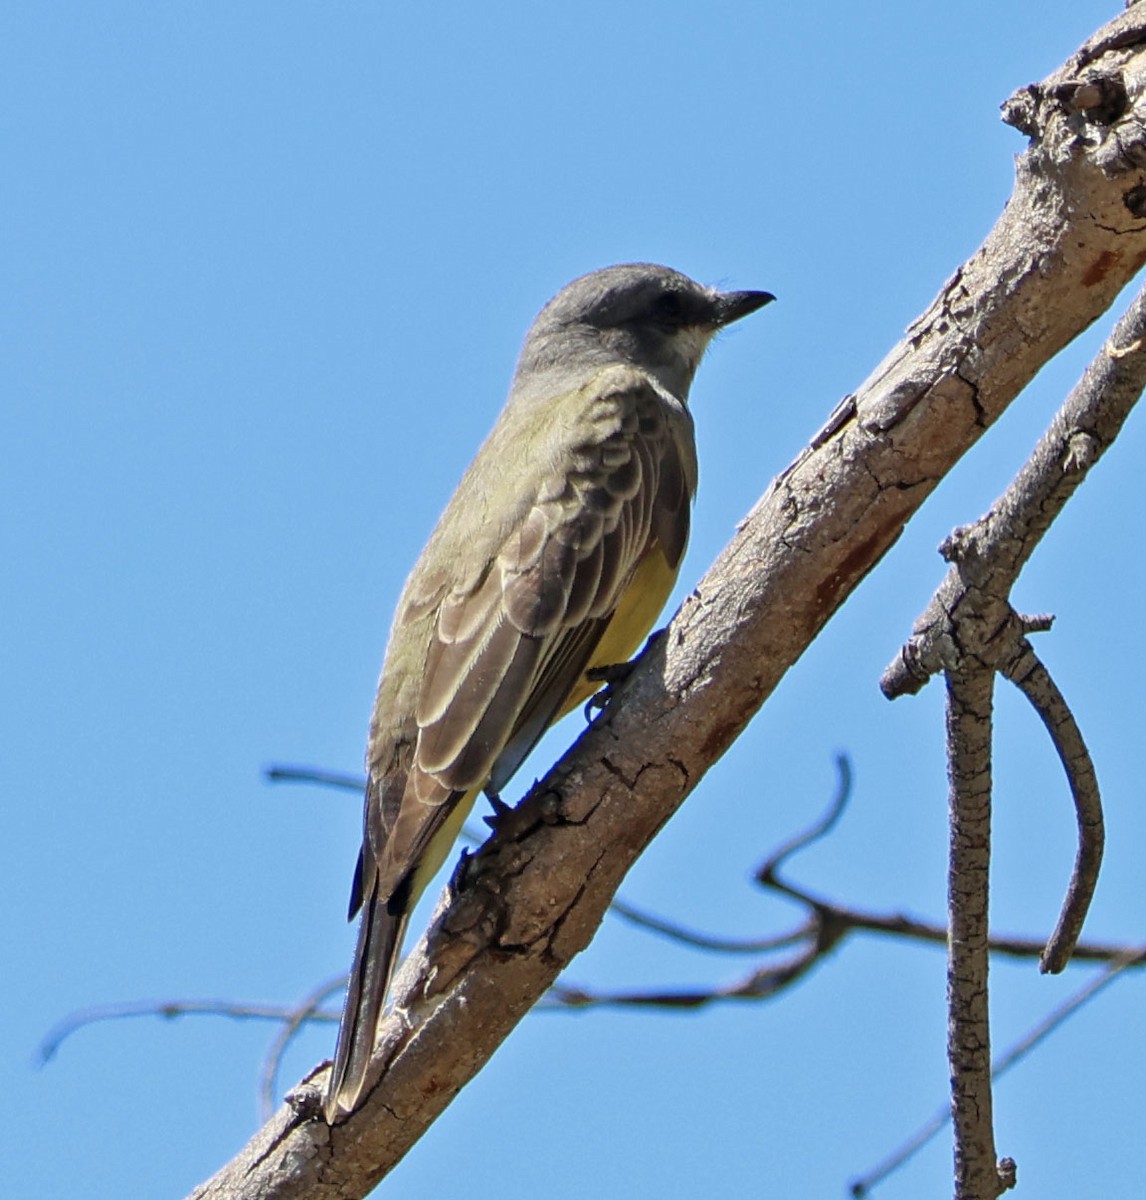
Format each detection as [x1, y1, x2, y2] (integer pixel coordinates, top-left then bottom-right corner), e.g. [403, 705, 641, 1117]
[325, 263, 773, 1121]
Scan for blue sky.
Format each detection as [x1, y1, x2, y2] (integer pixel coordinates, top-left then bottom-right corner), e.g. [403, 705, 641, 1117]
[5, 3, 1143, 1197]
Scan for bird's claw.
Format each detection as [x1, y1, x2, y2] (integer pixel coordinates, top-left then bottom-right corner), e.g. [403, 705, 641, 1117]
[482, 789, 513, 830]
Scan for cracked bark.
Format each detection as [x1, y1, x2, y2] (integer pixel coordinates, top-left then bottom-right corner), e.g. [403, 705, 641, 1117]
[189, 9, 1146, 1199]
[945, 665, 1008, 1200]
[874, 278, 1146, 1200]
[879, 275, 1146, 994]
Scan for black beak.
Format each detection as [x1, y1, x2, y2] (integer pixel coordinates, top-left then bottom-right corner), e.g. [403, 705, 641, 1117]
[713, 289, 775, 327]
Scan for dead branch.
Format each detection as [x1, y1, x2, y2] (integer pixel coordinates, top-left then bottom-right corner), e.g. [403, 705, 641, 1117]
[1004, 652, 1103, 973]
[945, 666, 1009, 1200]
[882, 284, 1146, 973]
[190, 11, 1146, 1197]
[876, 158, 1146, 1200]
[45, 760, 1141, 1033]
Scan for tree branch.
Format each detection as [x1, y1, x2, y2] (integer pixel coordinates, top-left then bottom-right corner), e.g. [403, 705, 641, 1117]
[44, 758, 1141, 1036]
[1005, 651, 1104, 973]
[945, 666, 1008, 1199]
[881, 279, 1146, 989]
[189, 10, 1146, 1197]
[874, 137, 1146, 1200]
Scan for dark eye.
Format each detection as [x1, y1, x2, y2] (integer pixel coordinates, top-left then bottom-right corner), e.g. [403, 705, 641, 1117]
[652, 291, 686, 324]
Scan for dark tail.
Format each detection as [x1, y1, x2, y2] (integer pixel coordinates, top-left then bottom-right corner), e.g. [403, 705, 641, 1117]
[324, 867, 411, 1122]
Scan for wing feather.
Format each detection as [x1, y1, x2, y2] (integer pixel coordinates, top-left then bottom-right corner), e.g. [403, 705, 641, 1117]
[368, 372, 694, 910]
[417, 620, 544, 786]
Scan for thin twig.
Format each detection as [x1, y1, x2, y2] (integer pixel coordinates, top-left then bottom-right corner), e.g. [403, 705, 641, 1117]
[882, 285, 1146, 974]
[607, 899, 814, 954]
[540, 941, 824, 1011]
[875, 284, 1146, 1199]
[756, 753, 853, 891]
[1003, 649, 1103, 973]
[272, 756, 836, 955]
[259, 976, 348, 1119]
[46, 749, 1132, 1053]
[36, 998, 338, 1065]
[41, 754, 1139, 1059]
[881, 285, 1146, 699]
[264, 764, 364, 792]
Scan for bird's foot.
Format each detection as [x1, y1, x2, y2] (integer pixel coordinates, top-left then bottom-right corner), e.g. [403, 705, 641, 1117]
[582, 660, 637, 721]
[582, 629, 666, 722]
[482, 788, 514, 831]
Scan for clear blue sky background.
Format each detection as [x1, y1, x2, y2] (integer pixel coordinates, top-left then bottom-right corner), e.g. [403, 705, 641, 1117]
[5, 3, 1143, 1197]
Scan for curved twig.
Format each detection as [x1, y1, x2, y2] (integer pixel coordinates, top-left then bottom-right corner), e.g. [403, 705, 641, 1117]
[756, 753, 852, 892]
[259, 976, 349, 1119]
[1003, 647, 1104, 973]
[36, 998, 337, 1066]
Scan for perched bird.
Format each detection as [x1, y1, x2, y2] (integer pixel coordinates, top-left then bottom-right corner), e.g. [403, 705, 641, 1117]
[326, 263, 772, 1120]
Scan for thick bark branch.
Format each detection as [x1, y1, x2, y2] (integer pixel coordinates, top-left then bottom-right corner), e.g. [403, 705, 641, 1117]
[190, 9, 1146, 1198]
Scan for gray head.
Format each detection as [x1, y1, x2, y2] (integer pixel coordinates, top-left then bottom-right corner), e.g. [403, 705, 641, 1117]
[512, 263, 774, 401]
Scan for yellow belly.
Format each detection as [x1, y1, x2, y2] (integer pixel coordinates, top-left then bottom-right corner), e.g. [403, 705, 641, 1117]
[556, 546, 679, 718]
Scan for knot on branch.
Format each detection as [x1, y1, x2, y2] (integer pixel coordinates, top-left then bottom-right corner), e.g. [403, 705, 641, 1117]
[939, 523, 994, 585]
[1063, 430, 1101, 472]
[1122, 181, 1146, 217]
[1001, 71, 1128, 138]
[997, 1156, 1018, 1192]
[1000, 8, 1146, 185]
[880, 550, 1037, 701]
[1048, 73, 1129, 125]
[1001, 85, 1040, 137]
